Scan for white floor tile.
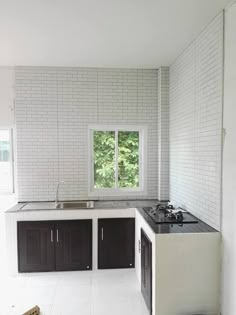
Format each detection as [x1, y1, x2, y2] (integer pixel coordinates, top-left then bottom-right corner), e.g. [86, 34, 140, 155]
[91, 281, 148, 315]
[1, 270, 149, 315]
[52, 284, 91, 315]
[92, 268, 137, 285]
[57, 270, 93, 286]
[24, 274, 59, 288]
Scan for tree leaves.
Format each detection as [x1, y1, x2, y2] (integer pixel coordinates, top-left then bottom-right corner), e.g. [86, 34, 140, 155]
[93, 130, 139, 189]
[94, 131, 115, 188]
[118, 131, 139, 188]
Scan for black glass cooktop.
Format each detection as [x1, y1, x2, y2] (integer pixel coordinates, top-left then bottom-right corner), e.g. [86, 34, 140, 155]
[143, 207, 198, 224]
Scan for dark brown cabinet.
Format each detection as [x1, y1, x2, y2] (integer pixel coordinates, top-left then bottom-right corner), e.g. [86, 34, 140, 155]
[98, 218, 135, 269]
[17, 220, 92, 273]
[17, 221, 55, 272]
[141, 229, 152, 315]
[55, 220, 92, 271]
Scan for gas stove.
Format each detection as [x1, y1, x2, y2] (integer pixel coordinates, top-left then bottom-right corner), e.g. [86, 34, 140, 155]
[143, 204, 198, 224]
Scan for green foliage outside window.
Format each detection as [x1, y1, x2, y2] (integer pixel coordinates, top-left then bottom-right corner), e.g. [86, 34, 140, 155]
[93, 130, 139, 189]
[118, 131, 139, 188]
[94, 131, 115, 188]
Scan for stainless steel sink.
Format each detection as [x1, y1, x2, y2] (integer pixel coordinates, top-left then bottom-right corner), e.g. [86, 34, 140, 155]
[55, 201, 94, 209]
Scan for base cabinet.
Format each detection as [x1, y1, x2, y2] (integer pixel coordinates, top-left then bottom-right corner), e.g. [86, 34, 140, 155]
[17, 220, 92, 272]
[17, 221, 55, 272]
[141, 229, 152, 315]
[98, 218, 135, 269]
[55, 220, 92, 271]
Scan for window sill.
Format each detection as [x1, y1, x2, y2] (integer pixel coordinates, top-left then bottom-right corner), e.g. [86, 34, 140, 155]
[88, 189, 147, 197]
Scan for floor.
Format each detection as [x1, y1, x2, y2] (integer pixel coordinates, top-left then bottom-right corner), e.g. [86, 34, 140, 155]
[1, 269, 149, 315]
[0, 196, 148, 315]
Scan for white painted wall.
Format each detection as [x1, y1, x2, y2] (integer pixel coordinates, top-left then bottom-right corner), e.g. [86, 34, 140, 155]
[169, 12, 224, 230]
[222, 2, 236, 314]
[0, 67, 15, 126]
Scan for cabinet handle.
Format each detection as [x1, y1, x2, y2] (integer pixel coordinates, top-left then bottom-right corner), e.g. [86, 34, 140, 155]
[56, 229, 59, 243]
[101, 227, 104, 241]
[51, 230, 54, 243]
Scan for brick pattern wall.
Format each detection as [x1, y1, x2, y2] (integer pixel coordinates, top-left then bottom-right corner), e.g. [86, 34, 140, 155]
[15, 67, 159, 201]
[169, 12, 224, 229]
[157, 67, 169, 201]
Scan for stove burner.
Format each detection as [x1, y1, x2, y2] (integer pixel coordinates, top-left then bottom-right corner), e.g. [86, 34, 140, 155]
[165, 210, 184, 222]
[165, 212, 176, 220]
[143, 206, 198, 225]
[155, 203, 174, 212]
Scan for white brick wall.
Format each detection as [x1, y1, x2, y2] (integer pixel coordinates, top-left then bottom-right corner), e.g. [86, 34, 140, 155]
[169, 12, 224, 230]
[157, 67, 169, 201]
[15, 67, 159, 201]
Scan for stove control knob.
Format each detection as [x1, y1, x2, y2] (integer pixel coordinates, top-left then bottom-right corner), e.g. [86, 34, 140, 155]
[176, 211, 183, 222]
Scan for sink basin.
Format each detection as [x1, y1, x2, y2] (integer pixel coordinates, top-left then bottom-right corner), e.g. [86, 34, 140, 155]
[55, 201, 94, 209]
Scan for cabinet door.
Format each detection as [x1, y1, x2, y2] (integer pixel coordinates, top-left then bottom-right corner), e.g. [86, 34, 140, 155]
[55, 220, 92, 271]
[17, 221, 55, 272]
[141, 229, 152, 315]
[98, 218, 135, 269]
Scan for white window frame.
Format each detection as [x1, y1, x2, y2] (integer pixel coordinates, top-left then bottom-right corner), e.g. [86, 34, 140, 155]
[88, 125, 147, 197]
[0, 127, 14, 194]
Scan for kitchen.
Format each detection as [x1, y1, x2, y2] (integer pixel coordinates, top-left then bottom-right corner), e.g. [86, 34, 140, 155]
[0, 1, 236, 315]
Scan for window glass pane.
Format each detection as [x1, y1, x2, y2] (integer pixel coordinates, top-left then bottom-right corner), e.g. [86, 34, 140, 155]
[0, 130, 12, 192]
[118, 131, 139, 188]
[93, 131, 115, 188]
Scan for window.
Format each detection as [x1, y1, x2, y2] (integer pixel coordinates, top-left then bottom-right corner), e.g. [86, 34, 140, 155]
[89, 126, 146, 196]
[0, 129, 14, 194]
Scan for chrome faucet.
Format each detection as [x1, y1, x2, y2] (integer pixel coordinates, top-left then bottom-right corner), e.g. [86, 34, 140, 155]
[55, 181, 65, 204]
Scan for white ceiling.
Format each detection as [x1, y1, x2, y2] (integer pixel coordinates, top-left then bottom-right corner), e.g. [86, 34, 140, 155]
[0, 0, 231, 68]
